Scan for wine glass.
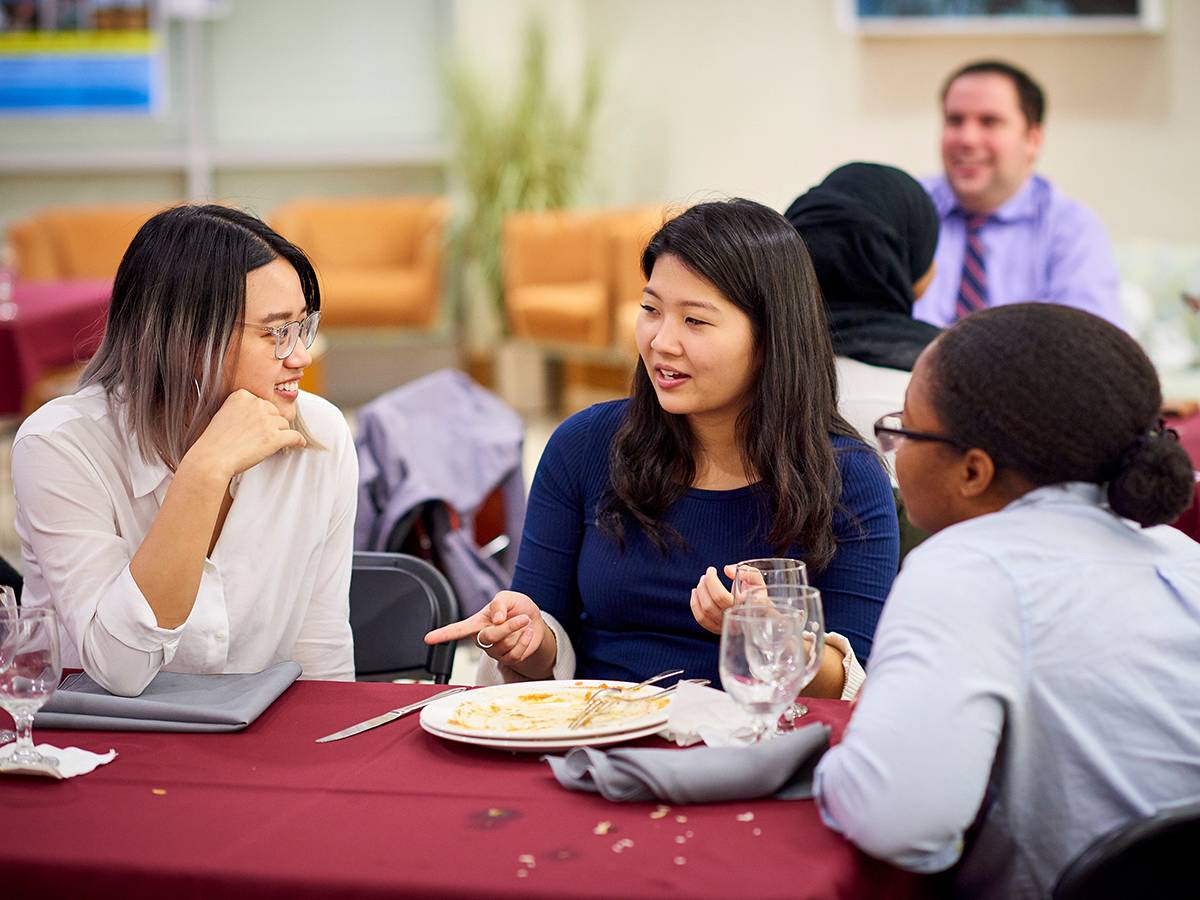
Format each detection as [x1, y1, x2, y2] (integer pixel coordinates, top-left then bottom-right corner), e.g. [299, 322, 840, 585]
[0, 607, 62, 768]
[719, 605, 810, 742]
[0, 587, 17, 745]
[733, 583, 825, 722]
[731, 557, 808, 602]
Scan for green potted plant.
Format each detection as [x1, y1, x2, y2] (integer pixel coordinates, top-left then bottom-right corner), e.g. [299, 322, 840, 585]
[445, 16, 602, 353]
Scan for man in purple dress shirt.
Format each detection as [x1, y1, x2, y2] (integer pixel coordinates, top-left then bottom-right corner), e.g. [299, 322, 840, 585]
[914, 60, 1123, 328]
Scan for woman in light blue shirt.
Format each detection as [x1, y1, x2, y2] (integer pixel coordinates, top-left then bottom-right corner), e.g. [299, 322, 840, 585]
[815, 303, 1200, 899]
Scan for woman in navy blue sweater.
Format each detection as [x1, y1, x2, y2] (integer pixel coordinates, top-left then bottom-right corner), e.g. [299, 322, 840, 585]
[428, 200, 898, 697]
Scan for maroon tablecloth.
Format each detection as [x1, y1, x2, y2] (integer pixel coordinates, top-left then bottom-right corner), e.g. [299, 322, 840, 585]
[0, 681, 928, 900]
[0, 279, 111, 415]
[1166, 413, 1200, 542]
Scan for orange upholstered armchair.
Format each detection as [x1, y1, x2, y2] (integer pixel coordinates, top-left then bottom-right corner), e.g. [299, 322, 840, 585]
[8, 203, 168, 280]
[502, 210, 611, 347]
[269, 197, 449, 329]
[502, 205, 669, 354]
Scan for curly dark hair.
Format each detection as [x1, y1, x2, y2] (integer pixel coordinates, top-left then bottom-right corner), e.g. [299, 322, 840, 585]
[926, 303, 1193, 527]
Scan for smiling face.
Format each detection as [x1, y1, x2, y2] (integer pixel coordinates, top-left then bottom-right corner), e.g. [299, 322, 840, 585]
[224, 257, 311, 423]
[941, 72, 1042, 214]
[635, 253, 758, 428]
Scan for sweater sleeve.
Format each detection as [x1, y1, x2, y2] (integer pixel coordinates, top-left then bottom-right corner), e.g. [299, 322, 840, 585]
[811, 443, 899, 665]
[509, 407, 598, 645]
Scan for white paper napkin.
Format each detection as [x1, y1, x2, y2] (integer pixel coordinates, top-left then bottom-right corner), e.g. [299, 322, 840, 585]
[662, 682, 758, 747]
[0, 742, 117, 779]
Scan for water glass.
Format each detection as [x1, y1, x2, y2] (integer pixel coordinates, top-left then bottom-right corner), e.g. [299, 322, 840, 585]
[0, 607, 62, 768]
[719, 605, 810, 742]
[733, 582, 825, 721]
[0, 587, 16, 745]
[731, 557, 808, 603]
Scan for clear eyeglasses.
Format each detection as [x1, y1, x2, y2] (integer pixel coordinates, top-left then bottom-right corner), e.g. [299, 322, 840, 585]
[243, 310, 321, 360]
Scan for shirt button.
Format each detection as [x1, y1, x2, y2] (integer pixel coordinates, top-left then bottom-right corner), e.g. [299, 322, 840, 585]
[216, 632, 227, 641]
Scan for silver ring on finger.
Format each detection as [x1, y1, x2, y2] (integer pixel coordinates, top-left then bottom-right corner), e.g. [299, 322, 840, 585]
[475, 632, 495, 650]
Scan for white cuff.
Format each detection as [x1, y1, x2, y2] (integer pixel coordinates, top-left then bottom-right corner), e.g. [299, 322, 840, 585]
[825, 631, 865, 701]
[94, 566, 190, 660]
[474, 610, 577, 685]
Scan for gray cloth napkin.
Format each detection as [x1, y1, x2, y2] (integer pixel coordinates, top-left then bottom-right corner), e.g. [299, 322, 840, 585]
[34, 661, 302, 732]
[545, 723, 830, 803]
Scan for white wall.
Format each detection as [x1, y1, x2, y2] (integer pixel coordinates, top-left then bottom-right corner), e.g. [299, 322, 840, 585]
[0, 0, 447, 230]
[456, 0, 1197, 243]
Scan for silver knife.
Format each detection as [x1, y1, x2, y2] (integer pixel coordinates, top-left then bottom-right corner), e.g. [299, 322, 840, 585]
[315, 686, 467, 743]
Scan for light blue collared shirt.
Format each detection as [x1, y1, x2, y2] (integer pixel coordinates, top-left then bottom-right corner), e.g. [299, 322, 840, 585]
[914, 174, 1123, 329]
[816, 483, 1200, 898]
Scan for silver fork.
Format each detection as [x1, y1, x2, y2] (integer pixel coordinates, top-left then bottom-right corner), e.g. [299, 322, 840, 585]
[569, 676, 708, 730]
[567, 669, 684, 730]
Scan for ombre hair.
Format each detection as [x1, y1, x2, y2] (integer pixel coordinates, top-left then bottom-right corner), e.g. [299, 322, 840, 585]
[80, 204, 321, 468]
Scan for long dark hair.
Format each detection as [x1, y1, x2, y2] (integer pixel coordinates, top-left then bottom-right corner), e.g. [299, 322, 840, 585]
[927, 304, 1194, 526]
[80, 204, 320, 468]
[600, 198, 858, 571]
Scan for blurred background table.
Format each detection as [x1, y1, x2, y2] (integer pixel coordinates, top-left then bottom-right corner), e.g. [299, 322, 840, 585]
[0, 280, 112, 417]
[2, 681, 930, 900]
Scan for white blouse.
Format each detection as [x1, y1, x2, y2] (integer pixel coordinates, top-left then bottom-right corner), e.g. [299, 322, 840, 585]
[12, 385, 357, 697]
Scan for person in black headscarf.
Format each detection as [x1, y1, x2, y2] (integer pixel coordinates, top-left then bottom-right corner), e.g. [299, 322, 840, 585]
[785, 162, 941, 450]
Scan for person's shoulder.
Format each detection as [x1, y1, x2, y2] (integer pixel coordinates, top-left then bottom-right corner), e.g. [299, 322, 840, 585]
[1030, 174, 1106, 231]
[296, 391, 353, 444]
[919, 174, 955, 216]
[14, 385, 110, 446]
[551, 398, 628, 447]
[831, 433, 893, 506]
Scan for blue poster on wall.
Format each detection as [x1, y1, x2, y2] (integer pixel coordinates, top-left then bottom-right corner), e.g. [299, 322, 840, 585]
[0, 1, 165, 115]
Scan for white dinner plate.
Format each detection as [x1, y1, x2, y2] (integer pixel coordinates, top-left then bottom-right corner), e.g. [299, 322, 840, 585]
[419, 717, 668, 753]
[418, 679, 672, 741]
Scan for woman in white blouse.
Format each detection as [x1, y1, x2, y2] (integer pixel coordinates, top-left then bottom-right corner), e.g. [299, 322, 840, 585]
[815, 303, 1200, 898]
[12, 205, 357, 697]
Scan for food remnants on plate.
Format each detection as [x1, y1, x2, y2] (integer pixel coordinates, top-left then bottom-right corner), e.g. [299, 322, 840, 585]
[447, 682, 670, 733]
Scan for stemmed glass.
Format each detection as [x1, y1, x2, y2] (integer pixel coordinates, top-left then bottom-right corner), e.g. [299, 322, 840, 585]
[718, 605, 810, 742]
[735, 583, 825, 721]
[731, 557, 808, 599]
[0, 607, 62, 768]
[0, 587, 17, 745]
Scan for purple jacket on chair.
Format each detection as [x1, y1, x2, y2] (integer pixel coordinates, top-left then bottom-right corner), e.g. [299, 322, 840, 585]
[353, 369, 526, 615]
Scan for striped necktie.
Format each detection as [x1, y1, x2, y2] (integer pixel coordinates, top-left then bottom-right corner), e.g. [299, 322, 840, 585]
[955, 214, 989, 320]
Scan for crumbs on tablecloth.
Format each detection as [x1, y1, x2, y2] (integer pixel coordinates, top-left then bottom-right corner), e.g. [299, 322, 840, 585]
[736, 811, 755, 822]
[675, 814, 688, 823]
[468, 807, 521, 829]
[611, 839, 635, 854]
[151, 788, 167, 796]
[517, 869, 528, 878]
[518, 854, 536, 869]
[753, 827, 762, 836]
[674, 856, 687, 866]
[649, 805, 670, 819]
[593, 820, 614, 835]
[674, 835, 686, 844]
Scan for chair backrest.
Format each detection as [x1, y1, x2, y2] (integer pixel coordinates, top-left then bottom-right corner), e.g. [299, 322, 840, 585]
[270, 197, 448, 269]
[350, 551, 460, 683]
[1052, 799, 1200, 900]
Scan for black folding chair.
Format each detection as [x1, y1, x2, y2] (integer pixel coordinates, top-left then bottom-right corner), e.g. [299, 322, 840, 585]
[1052, 799, 1200, 900]
[350, 551, 460, 684]
[0, 555, 21, 604]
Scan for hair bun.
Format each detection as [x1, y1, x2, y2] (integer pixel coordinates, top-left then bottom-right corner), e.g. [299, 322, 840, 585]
[1107, 428, 1195, 527]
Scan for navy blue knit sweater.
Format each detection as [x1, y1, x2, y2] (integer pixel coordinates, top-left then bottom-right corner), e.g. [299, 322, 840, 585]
[511, 400, 899, 684]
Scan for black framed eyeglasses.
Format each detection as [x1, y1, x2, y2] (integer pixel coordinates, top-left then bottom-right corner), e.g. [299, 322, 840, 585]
[873, 412, 966, 454]
[241, 310, 321, 360]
